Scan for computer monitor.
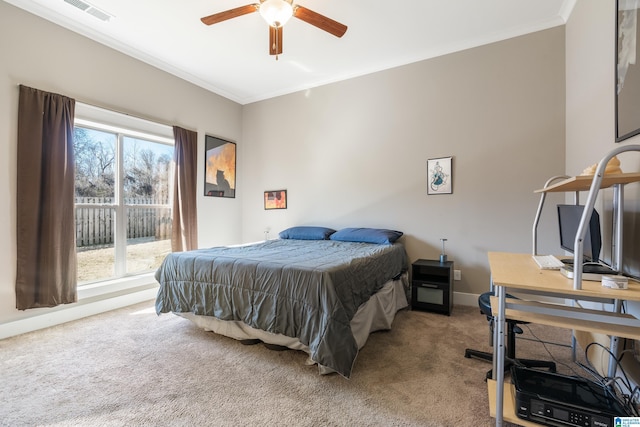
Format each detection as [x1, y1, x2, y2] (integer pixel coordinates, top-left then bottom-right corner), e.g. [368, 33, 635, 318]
[557, 204, 602, 263]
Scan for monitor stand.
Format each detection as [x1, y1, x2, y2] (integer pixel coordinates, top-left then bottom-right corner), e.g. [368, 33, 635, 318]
[559, 263, 618, 281]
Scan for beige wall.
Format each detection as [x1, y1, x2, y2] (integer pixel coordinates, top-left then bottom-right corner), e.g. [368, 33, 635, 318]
[241, 27, 567, 297]
[566, 1, 640, 380]
[0, 1, 568, 331]
[567, 4, 640, 291]
[0, 2, 243, 325]
[566, 1, 622, 174]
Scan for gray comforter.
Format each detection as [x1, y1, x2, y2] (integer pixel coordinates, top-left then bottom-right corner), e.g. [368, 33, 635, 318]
[155, 239, 408, 378]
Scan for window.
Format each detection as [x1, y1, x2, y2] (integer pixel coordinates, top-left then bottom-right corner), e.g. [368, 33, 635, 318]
[74, 104, 174, 285]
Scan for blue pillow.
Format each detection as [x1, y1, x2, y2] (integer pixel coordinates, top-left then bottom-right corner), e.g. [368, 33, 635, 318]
[329, 228, 403, 245]
[279, 226, 336, 240]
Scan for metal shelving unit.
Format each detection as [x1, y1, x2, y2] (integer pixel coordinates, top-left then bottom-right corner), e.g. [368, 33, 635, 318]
[533, 145, 640, 289]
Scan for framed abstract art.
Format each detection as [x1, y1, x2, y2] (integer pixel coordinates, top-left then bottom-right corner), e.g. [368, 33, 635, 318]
[204, 135, 236, 198]
[264, 190, 287, 210]
[427, 156, 452, 195]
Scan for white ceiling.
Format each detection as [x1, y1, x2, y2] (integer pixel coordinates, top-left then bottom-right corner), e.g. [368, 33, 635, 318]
[4, 0, 574, 105]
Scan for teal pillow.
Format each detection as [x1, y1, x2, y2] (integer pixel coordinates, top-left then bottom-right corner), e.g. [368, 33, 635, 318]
[279, 226, 336, 240]
[329, 228, 403, 244]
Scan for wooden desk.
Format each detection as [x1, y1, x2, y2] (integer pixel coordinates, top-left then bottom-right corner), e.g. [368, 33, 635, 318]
[487, 252, 640, 427]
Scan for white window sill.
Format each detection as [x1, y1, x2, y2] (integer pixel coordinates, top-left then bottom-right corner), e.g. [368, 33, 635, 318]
[78, 272, 159, 300]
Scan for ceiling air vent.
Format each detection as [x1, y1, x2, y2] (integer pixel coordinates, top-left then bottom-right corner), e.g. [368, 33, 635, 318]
[63, 0, 113, 22]
[63, 0, 90, 11]
[64, 0, 91, 10]
[86, 7, 112, 21]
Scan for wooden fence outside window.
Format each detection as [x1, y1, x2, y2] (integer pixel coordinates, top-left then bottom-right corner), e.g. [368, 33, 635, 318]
[75, 197, 171, 248]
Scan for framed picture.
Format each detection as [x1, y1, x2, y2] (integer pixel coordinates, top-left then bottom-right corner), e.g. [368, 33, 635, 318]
[204, 135, 236, 198]
[616, 0, 640, 142]
[264, 190, 287, 210]
[427, 156, 453, 195]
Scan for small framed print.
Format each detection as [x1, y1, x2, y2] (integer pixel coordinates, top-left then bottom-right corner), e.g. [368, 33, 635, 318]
[264, 190, 287, 210]
[427, 156, 452, 195]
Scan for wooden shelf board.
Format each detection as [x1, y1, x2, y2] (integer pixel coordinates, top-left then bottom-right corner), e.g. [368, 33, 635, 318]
[534, 172, 640, 193]
[490, 296, 640, 341]
[487, 379, 541, 426]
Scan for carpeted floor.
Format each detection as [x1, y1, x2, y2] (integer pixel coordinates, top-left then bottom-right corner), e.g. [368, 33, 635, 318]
[0, 301, 582, 426]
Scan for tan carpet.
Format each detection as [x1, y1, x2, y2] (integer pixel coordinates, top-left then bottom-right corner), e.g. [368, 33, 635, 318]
[0, 302, 581, 426]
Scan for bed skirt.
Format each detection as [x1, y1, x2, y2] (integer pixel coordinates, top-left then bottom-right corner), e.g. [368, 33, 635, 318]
[176, 272, 409, 376]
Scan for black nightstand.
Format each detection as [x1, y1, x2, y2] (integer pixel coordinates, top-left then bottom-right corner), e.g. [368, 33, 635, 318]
[411, 259, 453, 315]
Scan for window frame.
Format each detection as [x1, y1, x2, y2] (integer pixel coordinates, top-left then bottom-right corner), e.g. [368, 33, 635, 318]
[74, 103, 174, 290]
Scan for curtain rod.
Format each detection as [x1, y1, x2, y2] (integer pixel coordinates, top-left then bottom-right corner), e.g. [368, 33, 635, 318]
[18, 83, 185, 131]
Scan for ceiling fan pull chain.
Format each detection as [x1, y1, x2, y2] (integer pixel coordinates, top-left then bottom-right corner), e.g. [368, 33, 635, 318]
[275, 26, 279, 60]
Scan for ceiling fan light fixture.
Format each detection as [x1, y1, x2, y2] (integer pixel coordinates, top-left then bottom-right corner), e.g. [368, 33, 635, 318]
[259, 0, 293, 28]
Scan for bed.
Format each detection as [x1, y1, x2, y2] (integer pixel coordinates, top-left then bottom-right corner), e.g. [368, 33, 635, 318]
[155, 227, 409, 378]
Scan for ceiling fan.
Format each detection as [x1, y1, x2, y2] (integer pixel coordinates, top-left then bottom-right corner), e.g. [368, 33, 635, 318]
[200, 0, 348, 59]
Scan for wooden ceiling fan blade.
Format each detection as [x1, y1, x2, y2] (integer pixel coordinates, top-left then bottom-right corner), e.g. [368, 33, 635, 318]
[269, 26, 283, 56]
[200, 4, 259, 26]
[293, 5, 347, 38]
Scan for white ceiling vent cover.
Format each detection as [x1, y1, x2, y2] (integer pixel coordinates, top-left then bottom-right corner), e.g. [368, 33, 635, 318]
[63, 0, 90, 11]
[63, 0, 113, 22]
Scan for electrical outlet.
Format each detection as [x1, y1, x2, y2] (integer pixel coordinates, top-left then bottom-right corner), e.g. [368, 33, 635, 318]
[454, 270, 461, 281]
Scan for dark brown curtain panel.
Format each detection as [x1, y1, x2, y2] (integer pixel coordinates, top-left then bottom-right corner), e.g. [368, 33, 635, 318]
[16, 85, 77, 310]
[171, 126, 198, 252]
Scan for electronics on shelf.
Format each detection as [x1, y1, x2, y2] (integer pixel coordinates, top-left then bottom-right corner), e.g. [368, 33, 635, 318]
[557, 204, 602, 263]
[556, 204, 618, 281]
[560, 263, 619, 281]
[512, 366, 633, 427]
[532, 254, 565, 270]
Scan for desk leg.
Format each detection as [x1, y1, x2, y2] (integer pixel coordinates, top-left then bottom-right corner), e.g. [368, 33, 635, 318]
[608, 299, 622, 378]
[493, 284, 506, 427]
[571, 300, 577, 362]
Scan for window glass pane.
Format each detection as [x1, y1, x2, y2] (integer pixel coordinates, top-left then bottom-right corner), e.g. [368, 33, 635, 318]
[123, 136, 173, 275]
[126, 207, 172, 275]
[74, 126, 117, 285]
[123, 136, 173, 203]
[74, 127, 116, 199]
[76, 207, 115, 284]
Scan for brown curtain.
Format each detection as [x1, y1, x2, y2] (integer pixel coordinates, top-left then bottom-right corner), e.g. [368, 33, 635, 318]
[16, 85, 77, 310]
[171, 126, 198, 252]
